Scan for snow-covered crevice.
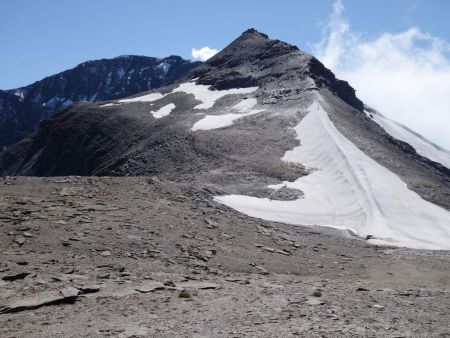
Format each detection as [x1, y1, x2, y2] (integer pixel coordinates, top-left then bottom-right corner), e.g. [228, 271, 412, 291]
[191, 98, 264, 131]
[366, 110, 450, 169]
[151, 103, 176, 119]
[215, 100, 450, 250]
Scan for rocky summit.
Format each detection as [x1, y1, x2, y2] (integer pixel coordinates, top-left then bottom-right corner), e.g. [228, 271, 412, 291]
[0, 29, 449, 337]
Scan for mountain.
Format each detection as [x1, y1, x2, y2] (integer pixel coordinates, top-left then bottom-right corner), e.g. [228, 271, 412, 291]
[1, 28, 449, 249]
[0, 55, 201, 149]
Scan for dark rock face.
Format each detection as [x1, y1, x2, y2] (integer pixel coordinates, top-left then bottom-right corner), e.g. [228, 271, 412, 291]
[182, 29, 362, 111]
[0, 55, 201, 149]
[306, 57, 363, 111]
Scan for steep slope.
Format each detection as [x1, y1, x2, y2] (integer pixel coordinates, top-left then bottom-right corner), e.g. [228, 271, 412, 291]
[0, 55, 200, 149]
[217, 100, 450, 249]
[0, 29, 449, 249]
[364, 106, 450, 169]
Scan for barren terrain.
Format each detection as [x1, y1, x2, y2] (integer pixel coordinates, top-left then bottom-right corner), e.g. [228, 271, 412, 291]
[1, 176, 448, 337]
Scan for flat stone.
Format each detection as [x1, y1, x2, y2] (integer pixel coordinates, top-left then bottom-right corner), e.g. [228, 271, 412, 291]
[78, 285, 101, 294]
[356, 287, 370, 292]
[14, 236, 26, 245]
[275, 249, 291, 256]
[306, 298, 325, 306]
[60, 286, 80, 298]
[178, 281, 220, 290]
[0, 289, 79, 314]
[221, 233, 233, 240]
[63, 267, 75, 274]
[135, 282, 165, 293]
[59, 188, 71, 196]
[2, 272, 31, 281]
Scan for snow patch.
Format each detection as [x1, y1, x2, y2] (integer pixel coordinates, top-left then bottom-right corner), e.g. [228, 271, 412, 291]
[157, 62, 172, 74]
[119, 93, 165, 103]
[44, 97, 72, 109]
[173, 82, 258, 110]
[191, 112, 258, 131]
[215, 100, 450, 250]
[151, 103, 176, 119]
[118, 81, 258, 110]
[367, 110, 450, 169]
[13, 90, 25, 101]
[191, 98, 264, 131]
[99, 103, 120, 108]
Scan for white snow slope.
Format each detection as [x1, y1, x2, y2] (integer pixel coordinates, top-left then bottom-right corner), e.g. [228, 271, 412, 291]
[367, 110, 450, 169]
[216, 100, 450, 250]
[191, 98, 264, 131]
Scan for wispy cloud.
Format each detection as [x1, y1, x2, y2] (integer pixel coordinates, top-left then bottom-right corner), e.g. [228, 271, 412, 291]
[314, 0, 450, 149]
[191, 46, 219, 61]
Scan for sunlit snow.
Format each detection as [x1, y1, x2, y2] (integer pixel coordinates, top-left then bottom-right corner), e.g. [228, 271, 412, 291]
[157, 62, 172, 74]
[119, 92, 165, 103]
[173, 82, 258, 110]
[191, 98, 264, 131]
[367, 110, 450, 169]
[151, 103, 176, 119]
[216, 100, 450, 250]
[99, 103, 120, 107]
[117, 81, 258, 112]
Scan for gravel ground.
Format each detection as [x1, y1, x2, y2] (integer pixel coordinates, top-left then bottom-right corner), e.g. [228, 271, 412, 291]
[1, 176, 448, 337]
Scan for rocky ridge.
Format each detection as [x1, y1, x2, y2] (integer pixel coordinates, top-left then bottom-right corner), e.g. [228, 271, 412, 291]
[0, 55, 200, 148]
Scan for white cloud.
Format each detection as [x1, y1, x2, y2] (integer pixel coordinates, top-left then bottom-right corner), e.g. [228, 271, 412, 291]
[314, 0, 450, 149]
[191, 46, 219, 61]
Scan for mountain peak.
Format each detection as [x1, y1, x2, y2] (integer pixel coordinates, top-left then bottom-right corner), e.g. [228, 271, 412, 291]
[240, 28, 269, 39]
[182, 29, 362, 110]
[181, 28, 304, 90]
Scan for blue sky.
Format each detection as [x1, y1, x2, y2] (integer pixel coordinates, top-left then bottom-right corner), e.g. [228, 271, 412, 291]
[0, 0, 449, 89]
[1, 0, 450, 148]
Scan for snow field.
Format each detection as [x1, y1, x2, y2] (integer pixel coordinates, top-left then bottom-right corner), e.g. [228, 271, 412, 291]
[151, 103, 176, 118]
[367, 110, 450, 169]
[216, 100, 450, 250]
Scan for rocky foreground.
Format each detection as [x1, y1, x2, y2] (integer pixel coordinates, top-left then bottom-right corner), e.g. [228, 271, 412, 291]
[0, 176, 448, 337]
